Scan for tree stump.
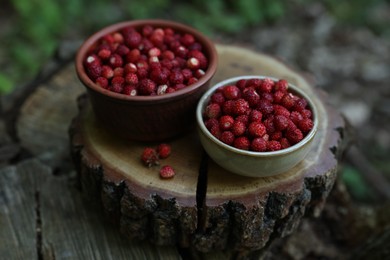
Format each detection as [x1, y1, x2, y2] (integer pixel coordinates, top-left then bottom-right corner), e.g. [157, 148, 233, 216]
[69, 45, 345, 254]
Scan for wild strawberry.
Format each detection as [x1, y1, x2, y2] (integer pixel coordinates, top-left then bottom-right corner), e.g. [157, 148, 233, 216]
[84, 54, 101, 67]
[188, 42, 202, 51]
[257, 100, 274, 115]
[273, 91, 285, 104]
[181, 33, 195, 46]
[222, 100, 235, 115]
[242, 87, 260, 107]
[112, 32, 124, 44]
[270, 131, 282, 141]
[294, 98, 308, 111]
[148, 47, 161, 57]
[169, 70, 184, 84]
[267, 140, 282, 151]
[264, 116, 276, 133]
[188, 50, 208, 69]
[138, 79, 156, 95]
[281, 93, 296, 109]
[194, 69, 205, 78]
[123, 85, 137, 96]
[249, 110, 263, 122]
[181, 68, 193, 81]
[137, 68, 148, 79]
[157, 84, 168, 95]
[232, 120, 246, 136]
[248, 122, 266, 137]
[96, 77, 108, 89]
[115, 44, 130, 56]
[187, 77, 198, 85]
[273, 104, 290, 117]
[139, 38, 153, 52]
[246, 78, 262, 89]
[98, 48, 111, 60]
[223, 85, 240, 100]
[280, 138, 291, 149]
[150, 68, 169, 84]
[159, 165, 175, 179]
[251, 138, 267, 152]
[124, 30, 142, 48]
[286, 127, 304, 144]
[219, 115, 234, 130]
[236, 79, 247, 90]
[157, 143, 171, 159]
[174, 84, 186, 91]
[232, 99, 250, 115]
[220, 131, 235, 145]
[205, 117, 218, 129]
[233, 136, 250, 150]
[301, 109, 312, 119]
[126, 49, 141, 63]
[209, 125, 221, 139]
[274, 115, 289, 131]
[141, 147, 159, 167]
[298, 118, 314, 133]
[125, 73, 139, 85]
[124, 63, 137, 74]
[205, 103, 221, 119]
[142, 25, 154, 37]
[113, 67, 124, 77]
[86, 63, 102, 81]
[275, 79, 288, 92]
[187, 57, 200, 70]
[110, 76, 125, 93]
[109, 54, 123, 68]
[211, 92, 225, 105]
[174, 45, 188, 58]
[233, 113, 246, 123]
[259, 78, 274, 93]
[290, 111, 303, 125]
[261, 92, 273, 103]
[162, 50, 175, 60]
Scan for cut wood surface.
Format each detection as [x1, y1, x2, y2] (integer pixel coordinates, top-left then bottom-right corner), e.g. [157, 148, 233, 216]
[69, 44, 345, 253]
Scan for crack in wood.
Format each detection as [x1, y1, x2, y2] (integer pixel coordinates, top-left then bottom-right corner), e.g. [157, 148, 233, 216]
[196, 150, 209, 234]
[35, 191, 43, 260]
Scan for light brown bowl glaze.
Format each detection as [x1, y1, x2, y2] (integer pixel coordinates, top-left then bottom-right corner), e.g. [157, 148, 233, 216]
[75, 19, 218, 142]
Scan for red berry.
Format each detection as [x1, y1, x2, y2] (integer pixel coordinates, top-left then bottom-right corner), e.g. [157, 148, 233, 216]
[223, 85, 240, 100]
[294, 98, 308, 111]
[219, 115, 234, 130]
[249, 110, 263, 122]
[274, 115, 289, 131]
[242, 87, 260, 107]
[205, 103, 221, 119]
[109, 54, 123, 68]
[188, 50, 208, 69]
[113, 67, 124, 77]
[257, 100, 274, 115]
[210, 92, 225, 105]
[126, 49, 141, 63]
[210, 125, 221, 139]
[267, 140, 282, 151]
[301, 109, 312, 119]
[157, 143, 171, 159]
[259, 78, 274, 93]
[281, 93, 296, 109]
[298, 118, 314, 133]
[273, 91, 285, 103]
[275, 79, 288, 92]
[124, 30, 142, 48]
[101, 65, 114, 79]
[138, 79, 156, 95]
[246, 78, 262, 89]
[141, 147, 159, 167]
[86, 64, 102, 80]
[125, 73, 139, 85]
[286, 127, 304, 144]
[236, 114, 249, 125]
[98, 48, 111, 60]
[222, 100, 235, 115]
[187, 57, 200, 70]
[290, 111, 304, 125]
[115, 44, 130, 56]
[180, 33, 195, 46]
[280, 138, 291, 149]
[236, 79, 247, 90]
[96, 77, 108, 89]
[220, 131, 235, 145]
[169, 70, 184, 84]
[232, 120, 246, 136]
[251, 138, 267, 152]
[233, 136, 250, 150]
[204, 118, 218, 130]
[248, 121, 266, 137]
[270, 131, 283, 141]
[232, 98, 250, 115]
[110, 76, 125, 93]
[123, 85, 137, 96]
[159, 165, 175, 179]
[273, 104, 290, 117]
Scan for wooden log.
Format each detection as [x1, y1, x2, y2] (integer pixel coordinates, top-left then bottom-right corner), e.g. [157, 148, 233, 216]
[69, 44, 346, 253]
[0, 159, 181, 259]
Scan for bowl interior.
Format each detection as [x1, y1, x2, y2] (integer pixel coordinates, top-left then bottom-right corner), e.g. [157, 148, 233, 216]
[75, 19, 218, 103]
[196, 75, 319, 158]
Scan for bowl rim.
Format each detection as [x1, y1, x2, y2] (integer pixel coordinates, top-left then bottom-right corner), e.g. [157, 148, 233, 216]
[75, 19, 218, 103]
[196, 75, 319, 157]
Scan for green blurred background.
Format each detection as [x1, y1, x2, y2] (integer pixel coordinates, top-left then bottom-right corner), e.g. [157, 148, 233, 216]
[1, 0, 388, 94]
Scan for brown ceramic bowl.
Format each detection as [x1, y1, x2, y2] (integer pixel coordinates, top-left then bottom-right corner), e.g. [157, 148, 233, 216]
[75, 19, 218, 142]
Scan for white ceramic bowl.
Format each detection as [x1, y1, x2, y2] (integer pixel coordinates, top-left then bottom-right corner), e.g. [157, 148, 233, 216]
[196, 75, 318, 177]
